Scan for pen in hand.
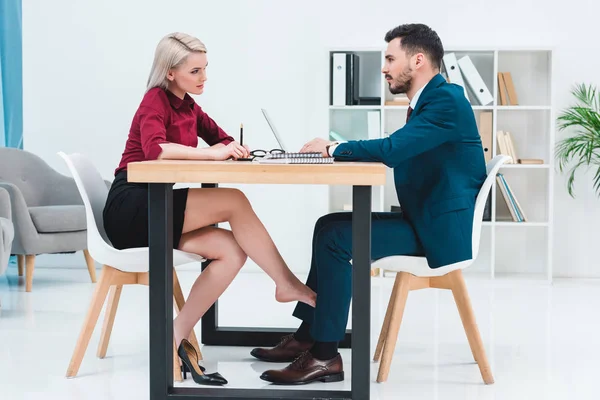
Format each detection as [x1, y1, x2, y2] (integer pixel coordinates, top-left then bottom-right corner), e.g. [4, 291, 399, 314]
[240, 123, 243, 146]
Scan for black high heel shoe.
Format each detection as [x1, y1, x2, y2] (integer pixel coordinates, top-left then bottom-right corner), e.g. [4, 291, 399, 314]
[178, 339, 228, 385]
[181, 364, 205, 373]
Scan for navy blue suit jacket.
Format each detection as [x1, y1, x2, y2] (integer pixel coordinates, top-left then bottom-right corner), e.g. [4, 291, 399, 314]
[333, 74, 486, 268]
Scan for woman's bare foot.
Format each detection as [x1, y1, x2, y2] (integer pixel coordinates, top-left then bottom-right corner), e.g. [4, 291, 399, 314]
[275, 281, 317, 307]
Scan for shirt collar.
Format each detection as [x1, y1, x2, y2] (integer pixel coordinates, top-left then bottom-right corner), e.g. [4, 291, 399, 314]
[165, 89, 195, 110]
[410, 84, 426, 109]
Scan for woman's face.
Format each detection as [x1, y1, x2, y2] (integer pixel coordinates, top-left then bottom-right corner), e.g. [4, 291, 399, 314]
[167, 52, 208, 98]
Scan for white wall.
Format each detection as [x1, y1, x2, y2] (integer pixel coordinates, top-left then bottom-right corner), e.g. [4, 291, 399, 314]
[22, 0, 600, 277]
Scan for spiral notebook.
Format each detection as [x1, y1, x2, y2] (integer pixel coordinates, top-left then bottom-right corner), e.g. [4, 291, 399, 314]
[257, 153, 334, 164]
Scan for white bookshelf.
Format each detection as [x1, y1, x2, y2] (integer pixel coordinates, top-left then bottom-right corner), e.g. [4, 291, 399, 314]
[327, 47, 554, 281]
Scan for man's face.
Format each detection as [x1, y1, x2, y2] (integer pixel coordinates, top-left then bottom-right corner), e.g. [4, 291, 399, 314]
[382, 38, 414, 95]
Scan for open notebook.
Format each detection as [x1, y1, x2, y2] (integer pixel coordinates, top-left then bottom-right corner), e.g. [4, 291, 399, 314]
[256, 109, 334, 164]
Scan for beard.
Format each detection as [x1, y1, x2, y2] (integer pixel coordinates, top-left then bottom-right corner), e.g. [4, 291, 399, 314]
[386, 66, 413, 95]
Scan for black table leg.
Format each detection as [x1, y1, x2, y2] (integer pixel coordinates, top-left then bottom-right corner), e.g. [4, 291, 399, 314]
[352, 185, 372, 400]
[149, 183, 174, 400]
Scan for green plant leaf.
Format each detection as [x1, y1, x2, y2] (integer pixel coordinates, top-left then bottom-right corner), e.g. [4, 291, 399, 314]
[555, 83, 600, 198]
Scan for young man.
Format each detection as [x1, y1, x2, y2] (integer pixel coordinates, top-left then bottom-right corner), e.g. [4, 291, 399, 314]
[253, 23, 487, 385]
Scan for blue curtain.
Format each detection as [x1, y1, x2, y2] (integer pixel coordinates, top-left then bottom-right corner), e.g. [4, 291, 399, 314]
[0, 0, 23, 149]
[0, 0, 22, 269]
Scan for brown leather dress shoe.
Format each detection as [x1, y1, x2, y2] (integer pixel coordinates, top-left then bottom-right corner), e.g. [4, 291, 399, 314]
[250, 334, 314, 362]
[259, 351, 344, 385]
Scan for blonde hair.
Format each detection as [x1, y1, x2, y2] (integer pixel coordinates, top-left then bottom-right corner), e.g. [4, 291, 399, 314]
[146, 32, 207, 91]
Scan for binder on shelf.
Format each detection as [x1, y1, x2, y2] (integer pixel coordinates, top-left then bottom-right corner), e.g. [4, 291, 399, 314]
[457, 55, 493, 106]
[442, 52, 469, 102]
[479, 111, 493, 162]
[330, 52, 360, 106]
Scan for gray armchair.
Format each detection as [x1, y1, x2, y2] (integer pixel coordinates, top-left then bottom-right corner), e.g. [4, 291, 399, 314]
[0, 187, 14, 278]
[0, 147, 97, 292]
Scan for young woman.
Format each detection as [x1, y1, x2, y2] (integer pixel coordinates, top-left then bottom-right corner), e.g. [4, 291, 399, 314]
[103, 32, 316, 385]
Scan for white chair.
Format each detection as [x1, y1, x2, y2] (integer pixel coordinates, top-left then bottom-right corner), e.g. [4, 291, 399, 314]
[371, 154, 511, 384]
[58, 152, 206, 382]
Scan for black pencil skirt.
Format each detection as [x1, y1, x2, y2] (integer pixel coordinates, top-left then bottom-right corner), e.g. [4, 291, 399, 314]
[103, 169, 189, 250]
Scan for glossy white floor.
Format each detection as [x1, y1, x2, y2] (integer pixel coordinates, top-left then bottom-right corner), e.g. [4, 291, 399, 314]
[1, 257, 599, 400]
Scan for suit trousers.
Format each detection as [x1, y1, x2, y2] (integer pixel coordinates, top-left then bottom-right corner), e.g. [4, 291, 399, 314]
[293, 211, 424, 342]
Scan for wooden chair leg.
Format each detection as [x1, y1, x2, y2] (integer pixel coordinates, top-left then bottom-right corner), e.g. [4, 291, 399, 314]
[97, 285, 123, 358]
[377, 272, 411, 383]
[66, 265, 115, 377]
[173, 270, 203, 361]
[374, 272, 401, 362]
[448, 270, 494, 384]
[83, 249, 97, 283]
[25, 255, 36, 292]
[17, 255, 24, 276]
[173, 339, 183, 382]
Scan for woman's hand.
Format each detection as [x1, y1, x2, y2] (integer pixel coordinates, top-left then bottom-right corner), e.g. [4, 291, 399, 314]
[210, 141, 250, 160]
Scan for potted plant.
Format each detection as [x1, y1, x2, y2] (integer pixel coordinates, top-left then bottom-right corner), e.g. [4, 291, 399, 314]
[555, 83, 600, 198]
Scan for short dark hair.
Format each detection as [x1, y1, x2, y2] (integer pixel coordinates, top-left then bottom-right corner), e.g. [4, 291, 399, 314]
[384, 23, 444, 70]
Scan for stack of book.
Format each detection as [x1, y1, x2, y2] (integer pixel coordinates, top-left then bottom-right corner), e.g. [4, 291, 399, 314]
[497, 130, 544, 164]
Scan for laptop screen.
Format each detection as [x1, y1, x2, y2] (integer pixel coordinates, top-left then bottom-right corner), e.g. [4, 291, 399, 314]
[261, 108, 287, 151]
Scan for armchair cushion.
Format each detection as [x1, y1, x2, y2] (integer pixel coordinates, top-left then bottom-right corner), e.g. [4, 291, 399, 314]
[28, 205, 86, 233]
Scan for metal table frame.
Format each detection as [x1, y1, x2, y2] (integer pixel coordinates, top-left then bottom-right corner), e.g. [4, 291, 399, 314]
[148, 183, 372, 400]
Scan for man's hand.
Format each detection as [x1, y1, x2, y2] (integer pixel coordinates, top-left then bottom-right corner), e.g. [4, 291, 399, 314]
[300, 138, 333, 157]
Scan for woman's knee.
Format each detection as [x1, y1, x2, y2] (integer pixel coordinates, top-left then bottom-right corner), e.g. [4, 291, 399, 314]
[223, 188, 251, 210]
[216, 230, 247, 268]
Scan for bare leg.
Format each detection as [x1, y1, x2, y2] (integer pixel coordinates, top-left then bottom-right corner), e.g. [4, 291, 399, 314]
[181, 188, 316, 307]
[173, 226, 247, 348]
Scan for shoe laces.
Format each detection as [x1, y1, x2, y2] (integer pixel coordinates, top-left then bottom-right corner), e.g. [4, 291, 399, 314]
[289, 350, 311, 370]
[277, 334, 294, 348]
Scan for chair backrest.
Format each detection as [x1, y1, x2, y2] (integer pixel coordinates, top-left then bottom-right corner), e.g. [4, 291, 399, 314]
[0, 147, 82, 207]
[57, 152, 113, 258]
[471, 155, 512, 260]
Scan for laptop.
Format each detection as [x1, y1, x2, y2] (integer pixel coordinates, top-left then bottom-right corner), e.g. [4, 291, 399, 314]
[259, 108, 322, 158]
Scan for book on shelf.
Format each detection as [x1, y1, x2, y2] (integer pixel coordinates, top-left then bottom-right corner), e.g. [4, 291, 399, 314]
[496, 173, 528, 222]
[497, 131, 545, 165]
[329, 130, 347, 142]
[518, 158, 544, 164]
[385, 95, 410, 106]
[497, 72, 519, 105]
[497, 130, 518, 163]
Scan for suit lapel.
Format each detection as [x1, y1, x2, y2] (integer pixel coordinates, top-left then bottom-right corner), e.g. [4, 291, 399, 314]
[412, 74, 446, 116]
